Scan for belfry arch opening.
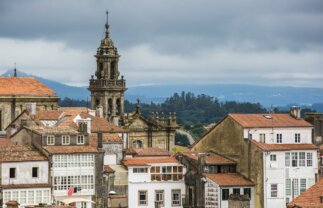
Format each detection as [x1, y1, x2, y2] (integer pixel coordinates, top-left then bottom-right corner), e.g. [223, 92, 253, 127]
[108, 99, 113, 114]
[116, 98, 121, 115]
[110, 61, 116, 79]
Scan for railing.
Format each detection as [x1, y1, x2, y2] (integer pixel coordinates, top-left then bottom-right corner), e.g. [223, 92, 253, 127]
[89, 79, 126, 90]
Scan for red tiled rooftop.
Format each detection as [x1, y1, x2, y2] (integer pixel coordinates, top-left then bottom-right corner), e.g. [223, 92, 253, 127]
[0, 145, 47, 163]
[43, 145, 98, 154]
[122, 157, 179, 166]
[0, 77, 56, 96]
[131, 148, 172, 157]
[204, 173, 254, 187]
[229, 114, 313, 128]
[89, 133, 123, 146]
[104, 165, 115, 174]
[287, 179, 323, 208]
[35, 110, 64, 120]
[181, 151, 235, 165]
[252, 140, 318, 151]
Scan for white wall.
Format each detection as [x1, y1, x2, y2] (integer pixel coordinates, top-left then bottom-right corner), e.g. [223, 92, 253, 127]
[1, 161, 49, 185]
[244, 127, 312, 144]
[128, 182, 185, 208]
[263, 150, 317, 208]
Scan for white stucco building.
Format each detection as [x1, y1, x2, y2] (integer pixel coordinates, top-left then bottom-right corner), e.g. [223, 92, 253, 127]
[122, 152, 186, 208]
[0, 138, 51, 208]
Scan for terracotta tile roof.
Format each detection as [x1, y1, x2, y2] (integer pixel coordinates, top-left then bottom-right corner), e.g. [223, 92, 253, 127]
[252, 140, 318, 151]
[180, 151, 235, 165]
[0, 144, 47, 163]
[89, 133, 123, 147]
[89, 115, 126, 133]
[42, 145, 98, 154]
[229, 114, 313, 128]
[287, 179, 323, 208]
[0, 137, 14, 146]
[35, 110, 64, 120]
[130, 148, 172, 157]
[0, 183, 51, 189]
[0, 77, 56, 96]
[6, 201, 20, 206]
[104, 165, 115, 174]
[122, 156, 179, 166]
[204, 173, 254, 187]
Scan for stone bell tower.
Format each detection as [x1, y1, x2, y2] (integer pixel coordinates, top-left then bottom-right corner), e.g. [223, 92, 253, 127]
[89, 11, 126, 124]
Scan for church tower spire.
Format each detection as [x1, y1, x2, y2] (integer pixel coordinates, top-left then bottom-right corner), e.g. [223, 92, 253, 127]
[88, 11, 126, 125]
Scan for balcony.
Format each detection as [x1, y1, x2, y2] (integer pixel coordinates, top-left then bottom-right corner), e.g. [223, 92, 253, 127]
[89, 79, 126, 91]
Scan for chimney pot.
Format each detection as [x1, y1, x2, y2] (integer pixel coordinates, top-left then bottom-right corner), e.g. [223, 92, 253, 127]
[290, 106, 301, 119]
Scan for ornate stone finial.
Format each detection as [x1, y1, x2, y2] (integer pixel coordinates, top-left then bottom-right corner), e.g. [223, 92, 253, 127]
[105, 10, 110, 37]
[136, 99, 141, 114]
[14, 62, 17, 77]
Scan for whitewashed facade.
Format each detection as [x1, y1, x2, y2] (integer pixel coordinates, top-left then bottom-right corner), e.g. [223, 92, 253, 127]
[126, 161, 186, 208]
[1, 161, 51, 207]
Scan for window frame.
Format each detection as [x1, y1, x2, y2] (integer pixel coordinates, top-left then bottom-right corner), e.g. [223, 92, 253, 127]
[155, 190, 164, 207]
[270, 154, 277, 162]
[77, 135, 85, 145]
[307, 152, 313, 167]
[295, 133, 301, 143]
[9, 167, 16, 179]
[276, 133, 282, 143]
[171, 189, 181, 206]
[271, 184, 278, 197]
[32, 167, 39, 178]
[222, 189, 229, 201]
[243, 188, 251, 199]
[46, 135, 55, 145]
[138, 190, 148, 206]
[61, 135, 70, 145]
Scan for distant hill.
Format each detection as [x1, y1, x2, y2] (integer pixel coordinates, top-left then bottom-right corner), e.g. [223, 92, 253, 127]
[2, 69, 323, 109]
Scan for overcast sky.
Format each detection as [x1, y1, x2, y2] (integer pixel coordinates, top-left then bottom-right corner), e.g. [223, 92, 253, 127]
[0, 0, 322, 87]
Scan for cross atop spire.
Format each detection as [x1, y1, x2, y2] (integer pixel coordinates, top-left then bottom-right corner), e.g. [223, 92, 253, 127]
[14, 62, 17, 77]
[105, 10, 110, 36]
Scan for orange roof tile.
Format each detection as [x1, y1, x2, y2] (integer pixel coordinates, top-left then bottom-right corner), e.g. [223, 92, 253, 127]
[89, 133, 123, 146]
[89, 115, 126, 133]
[252, 140, 318, 151]
[35, 110, 64, 120]
[104, 165, 115, 174]
[43, 145, 98, 154]
[0, 145, 47, 163]
[122, 157, 179, 166]
[229, 114, 313, 128]
[204, 173, 254, 187]
[181, 151, 235, 165]
[131, 148, 172, 157]
[0, 77, 56, 96]
[287, 179, 323, 208]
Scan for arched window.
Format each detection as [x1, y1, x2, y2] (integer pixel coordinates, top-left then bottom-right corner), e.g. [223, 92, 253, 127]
[133, 140, 143, 148]
[116, 98, 121, 115]
[108, 99, 113, 114]
[110, 61, 116, 79]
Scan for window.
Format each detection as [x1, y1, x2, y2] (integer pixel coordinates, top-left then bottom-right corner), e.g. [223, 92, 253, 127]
[36, 190, 42, 204]
[9, 168, 16, 178]
[292, 152, 298, 167]
[77, 135, 85, 144]
[271, 184, 278, 197]
[32, 167, 39, 178]
[233, 188, 240, 195]
[20, 191, 27, 204]
[52, 154, 95, 168]
[150, 166, 183, 181]
[276, 134, 282, 143]
[293, 179, 299, 196]
[62, 135, 70, 145]
[300, 179, 306, 194]
[133, 168, 148, 173]
[28, 191, 34, 204]
[307, 153, 313, 166]
[249, 133, 252, 139]
[139, 191, 147, 205]
[172, 190, 181, 206]
[53, 175, 94, 191]
[244, 188, 251, 199]
[133, 140, 143, 148]
[259, 134, 266, 143]
[270, 154, 277, 162]
[155, 190, 164, 206]
[299, 152, 305, 167]
[286, 179, 291, 196]
[222, 189, 229, 200]
[285, 152, 291, 167]
[295, 133, 301, 143]
[47, 135, 55, 145]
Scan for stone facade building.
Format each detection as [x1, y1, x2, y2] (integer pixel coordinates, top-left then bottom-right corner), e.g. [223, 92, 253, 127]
[89, 13, 178, 151]
[0, 76, 59, 131]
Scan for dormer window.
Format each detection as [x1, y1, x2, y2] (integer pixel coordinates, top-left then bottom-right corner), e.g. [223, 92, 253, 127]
[77, 135, 85, 145]
[47, 135, 55, 145]
[62, 135, 70, 145]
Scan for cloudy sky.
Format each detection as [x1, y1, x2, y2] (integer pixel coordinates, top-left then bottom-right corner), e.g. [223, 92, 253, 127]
[0, 0, 322, 87]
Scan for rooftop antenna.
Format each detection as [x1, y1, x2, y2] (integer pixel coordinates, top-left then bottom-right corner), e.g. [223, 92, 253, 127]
[13, 62, 17, 77]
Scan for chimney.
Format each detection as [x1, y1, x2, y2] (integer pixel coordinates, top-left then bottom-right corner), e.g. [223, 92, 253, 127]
[290, 106, 301, 119]
[97, 131, 103, 149]
[96, 105, 103, 118]
[198, 153, 206, 173]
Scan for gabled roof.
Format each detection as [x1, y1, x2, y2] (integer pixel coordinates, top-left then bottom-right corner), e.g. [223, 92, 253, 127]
[122, 156, 179, 166]
[229, 114, 313, 128]
[125, 148, 172, 157]
[287, 179, 323, 208]
[252, 140, 318, 151]
[0, 77, 57, 96]
[204, 173, 254, 187]
[180, 151, 236, 165]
